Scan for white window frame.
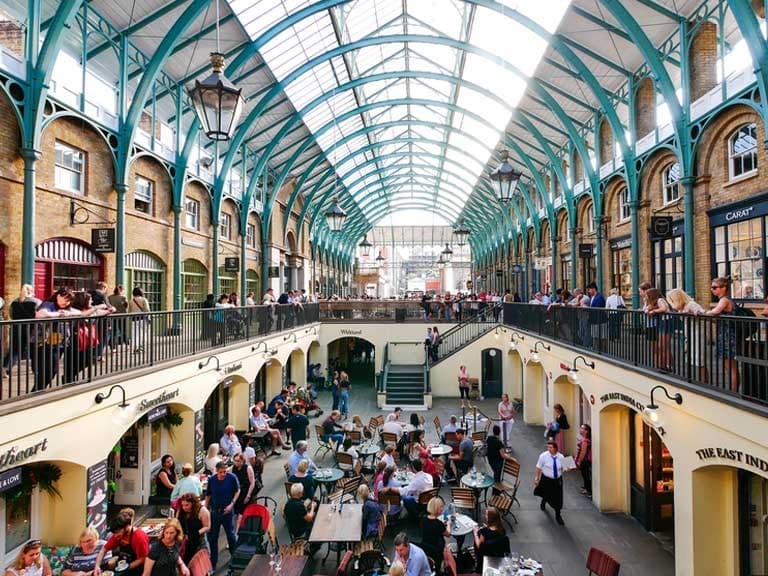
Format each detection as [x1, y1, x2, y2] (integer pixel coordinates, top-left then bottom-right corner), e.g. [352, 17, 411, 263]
[220, 213, 232, 241]
[587, 204, 595, 234]
[246, 223, 256, 248]
[54, 141, 85, 193]
[663, 162, 681, 205]
[134, 176, 154, 214]
[0, 488, 41, 564]
[618, 188, 631, 223]
[185, 198, 200, 230]
[729, 123, 758, 180]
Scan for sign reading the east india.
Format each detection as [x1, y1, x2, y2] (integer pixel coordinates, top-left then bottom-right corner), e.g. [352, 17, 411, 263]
[599, 392, 645, 412]
[695, 448, 768, 473]
[138, 389, 180, 413]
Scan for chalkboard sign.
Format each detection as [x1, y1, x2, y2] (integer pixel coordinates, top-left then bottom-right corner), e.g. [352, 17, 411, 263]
[578, 243, 594, 258]
[268, 266, 280, 278]
[224, 257, 239, 271]
[120, 436, 139, 469]
[91, 228, 115, 253]
[194, 410, 204, 472]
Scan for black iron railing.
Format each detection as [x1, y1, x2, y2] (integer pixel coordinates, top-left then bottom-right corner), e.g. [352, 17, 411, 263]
[318, 299, 496, 322]
[503, 303, 768, 407]
[0, 303, 319, 403]
[429, 304, 500, 365]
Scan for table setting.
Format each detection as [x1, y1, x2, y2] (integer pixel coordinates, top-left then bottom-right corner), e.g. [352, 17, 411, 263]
[484, 555, 543, 576]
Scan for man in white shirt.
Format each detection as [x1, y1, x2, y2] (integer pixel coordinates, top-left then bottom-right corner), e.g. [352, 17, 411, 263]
[534, 441, 568, 525]
[441, 415, 458, 443]
[497, 394, 515, 448]
[382, 413, 403, 440]
[219, 425, 242, 456]
[249, 405, 289, 455]
[287, 440, 317, 477]
[401, 459, 433, 517]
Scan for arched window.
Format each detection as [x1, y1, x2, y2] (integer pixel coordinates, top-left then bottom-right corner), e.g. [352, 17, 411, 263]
[729, 123, 757, 179]
[618, 187, 630, 222]
[182, 259, 208, 307]
[663, 162, 681, 204]
[586, 203, 595, 234]
[125, 251, 165, 311]
[246, 269, 260, 297]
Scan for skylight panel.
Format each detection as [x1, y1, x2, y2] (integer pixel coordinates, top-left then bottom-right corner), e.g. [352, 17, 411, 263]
[410, 0, 464, 39]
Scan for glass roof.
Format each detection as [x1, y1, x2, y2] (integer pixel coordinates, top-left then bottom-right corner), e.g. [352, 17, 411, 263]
[228, 0, 571, 225]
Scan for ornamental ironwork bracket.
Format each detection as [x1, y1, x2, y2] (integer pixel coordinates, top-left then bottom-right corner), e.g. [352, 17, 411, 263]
[69, 200, 116, 226]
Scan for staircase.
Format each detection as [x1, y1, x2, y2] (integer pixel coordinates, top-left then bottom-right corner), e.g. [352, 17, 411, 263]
[431, 304, 500, 365]
[385, 364, 426, 407]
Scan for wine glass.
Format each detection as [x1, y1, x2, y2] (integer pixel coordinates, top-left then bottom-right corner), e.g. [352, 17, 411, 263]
[268, 544, 276, 567]
[274, 552, 283, 574]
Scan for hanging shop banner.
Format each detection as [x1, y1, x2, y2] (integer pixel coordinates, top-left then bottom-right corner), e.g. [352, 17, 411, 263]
[91, 228, 116, 253]
[147, 405, 168, 424]
[650, 217, 674, 239]
[268, 266, 280, 278]
[578, 243, 594, 258]
[0, 467, 22, 493]
[194, 410, 205, 472]
[86, 460, 109, 536]
[224, 257, 240, 271]
[610, 236, 632, 251]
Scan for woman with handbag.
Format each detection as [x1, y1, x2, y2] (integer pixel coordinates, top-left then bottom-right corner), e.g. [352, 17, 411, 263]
[545, 404, 570, 455]
[129, 287, 151, 354]
[64, 291, 112, 384]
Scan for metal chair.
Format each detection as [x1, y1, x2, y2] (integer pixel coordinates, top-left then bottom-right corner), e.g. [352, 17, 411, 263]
[354, 550, 391, 575]
[279, 539, 306, 557]
[283, 462, 291, 479]
[336, 451, 356, 475]
[377, 490, 403, 527]
[586, 547, 621, 576]
[433, 416, 442, 439]
[487, 493, 516, 531]
[471, 430, 487, 458]
[348, 429, 363, 445]
[381, 431, 398, 446]
[494, 458, 521, 508]
[283, 481, 293, 499]
[417, 487, 442, 517]
[450, 487, 477, 520]
[338, 475, 362, 502]
[314, 424, 335, 459]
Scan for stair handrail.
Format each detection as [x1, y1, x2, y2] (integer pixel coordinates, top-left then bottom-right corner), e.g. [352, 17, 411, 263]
[430, 304, 501, 366]
[379, 343, 390, 393]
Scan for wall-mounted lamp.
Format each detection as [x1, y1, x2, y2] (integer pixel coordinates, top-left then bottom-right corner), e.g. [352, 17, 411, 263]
[251, 341, 268, 353]
[642, 385, 682, 431]
[529, 341, 551, 363]
[304, 327, 317, 336]
[95, 384, 133, 426]
[284, 333, 298, 343]
[263, 348, 278, 358]
[567, 355, 596, 384]
[509, 332, 525, 350]
[198, 355, 221, 370]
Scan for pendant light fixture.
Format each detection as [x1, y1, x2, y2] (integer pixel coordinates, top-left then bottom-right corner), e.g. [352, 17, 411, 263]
[324, 86, 346, 232]
[375, 250, 385, 263]
[490, 150, 522, 203]
[188, 0, 244, 141]
[453, 219, 470, 247]
[441, 243, 453, 263]
[358, 234, 373, 257]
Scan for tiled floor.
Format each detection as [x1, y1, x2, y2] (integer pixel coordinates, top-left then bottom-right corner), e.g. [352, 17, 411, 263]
[216, 373, 675, 576]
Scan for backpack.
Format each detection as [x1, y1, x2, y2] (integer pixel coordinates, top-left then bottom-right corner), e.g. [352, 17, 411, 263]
[733, 303, 759, 340]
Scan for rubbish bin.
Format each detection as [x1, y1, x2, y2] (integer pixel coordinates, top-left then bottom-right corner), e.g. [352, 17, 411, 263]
[395, 308, 407, 323]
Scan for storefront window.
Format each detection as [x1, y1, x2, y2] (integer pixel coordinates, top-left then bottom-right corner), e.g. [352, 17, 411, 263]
[182, 259, 208, 307]
[729, 123, 758, 180]
[740, 471, 768, 574]
[53, 262, 100, 292]
[713, 216, 765, 300]
[218, 268, 237, 296]
[561, 255, 571, 292]
[246, 269, 259, 297]
[611, 239, 632, 299]
[126, 252, 165, 311]
[5, 494, 31, 554]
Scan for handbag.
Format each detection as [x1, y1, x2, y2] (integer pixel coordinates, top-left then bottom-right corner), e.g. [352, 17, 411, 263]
[77, 322, 100, 351]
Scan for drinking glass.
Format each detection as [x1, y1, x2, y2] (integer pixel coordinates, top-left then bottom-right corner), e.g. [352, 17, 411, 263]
[274, 553, 283, 574]
[268, 544, 276, 567]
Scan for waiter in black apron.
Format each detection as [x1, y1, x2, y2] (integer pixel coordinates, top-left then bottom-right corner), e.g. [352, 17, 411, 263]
[93, 510, 150, 576]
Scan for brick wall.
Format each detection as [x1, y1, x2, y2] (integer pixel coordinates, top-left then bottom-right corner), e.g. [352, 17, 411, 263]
[635, 77, 656, 139]
[690, 21, 718, 102]
[599, 119, 613, 165]
[0, 15, 23, 57]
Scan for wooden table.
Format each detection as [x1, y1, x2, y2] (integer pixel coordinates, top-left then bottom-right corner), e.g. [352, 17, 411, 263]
[241, 554, 310, 576]
[483, 555, 543, 575]
[309, 503, 363, 564]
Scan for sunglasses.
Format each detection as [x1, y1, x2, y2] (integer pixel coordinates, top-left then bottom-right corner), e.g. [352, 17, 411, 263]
[711, 285, 723, 290]
[23, 540, 41, 551]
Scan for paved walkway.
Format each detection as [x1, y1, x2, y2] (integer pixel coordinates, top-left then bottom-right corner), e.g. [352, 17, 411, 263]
[217, 379, 675, 575]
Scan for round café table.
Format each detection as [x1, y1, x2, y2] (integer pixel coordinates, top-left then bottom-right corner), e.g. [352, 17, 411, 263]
[429, 444, 453, 457]
[313, 467, 344, 500]
[447, 512, 477, 551]
[393, 470, 415, 487]
[358, 442, 380, 472]
[461, 472, 494, 519]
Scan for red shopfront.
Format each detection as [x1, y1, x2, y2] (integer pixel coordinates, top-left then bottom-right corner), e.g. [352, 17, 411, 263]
[34, 237, 104, 300]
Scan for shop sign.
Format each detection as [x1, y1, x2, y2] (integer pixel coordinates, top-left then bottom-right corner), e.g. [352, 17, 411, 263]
[0, 467, 22, 493]
[194, 410, 205, 472]
[708, 196, 768, 227]
[495, 270, 504, 277]
[341, 329, 362, 336]
[268, 266, 280, 278]
[0, 438, 48, 472]
[650, 216, 674, 239]
[511, 265, 524, 273]
[138, 388, 180, 413]
[610, 236, 632, 251]
[695, 447, 768, 473]
[91, 228, 115, 253]
[86, 460, 108, 537]
[221, 377, 235, 388]
[578, 243, 594, 258]
[147, 405, 168, 423]
[224, 257, 239, 271]
[120, 436, 139, 468]
[225, 362, 242, 375]
[599, 392, 645, 412]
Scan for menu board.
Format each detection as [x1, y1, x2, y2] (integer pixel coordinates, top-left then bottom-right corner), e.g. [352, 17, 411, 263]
[194, 410, 205, 472]
[120, 436, 139, 469]
[86, 460, 109, 537]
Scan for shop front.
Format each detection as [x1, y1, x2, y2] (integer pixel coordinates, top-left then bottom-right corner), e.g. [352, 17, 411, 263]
[610, 236, 633, 299]
[650, 219, 684, 294]
[578, 243, 596, 290]
[560, 253, 571, 292]
[34, 238, 104, 300]
[739, 469, 768, 574]
[709, 195, 768, 301]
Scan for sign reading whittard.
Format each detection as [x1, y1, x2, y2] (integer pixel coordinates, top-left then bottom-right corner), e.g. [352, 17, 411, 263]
[695, 448, 768, 473]
[225, 363, 242, 375]
[341, 329, 362, 336]
[599, 392, 645, 412]
[0, 439, 48, 472]
[138, 389, 180, 413]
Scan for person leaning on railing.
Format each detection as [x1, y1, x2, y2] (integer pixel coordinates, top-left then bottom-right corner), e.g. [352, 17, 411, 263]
[32, 288, 81, 392]
[704, 277, 739, 392]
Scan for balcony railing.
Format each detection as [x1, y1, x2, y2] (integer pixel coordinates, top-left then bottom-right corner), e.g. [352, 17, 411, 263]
[0, 303, 318, 404]
[503, 303, 768, 409]
[319, 299, 494, 322]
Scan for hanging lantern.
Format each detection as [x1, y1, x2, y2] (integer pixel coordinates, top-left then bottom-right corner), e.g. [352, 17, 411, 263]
[453, 221, 470, 247]
[436, 254, 446, 269]
[324, 197, 347, 232]
[358, 234, 373, 257]
[375, 250, 386, 263]
[489, 150, 522, 203]
[441, 243, 453, 263]
[189, 52, 245, 141]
